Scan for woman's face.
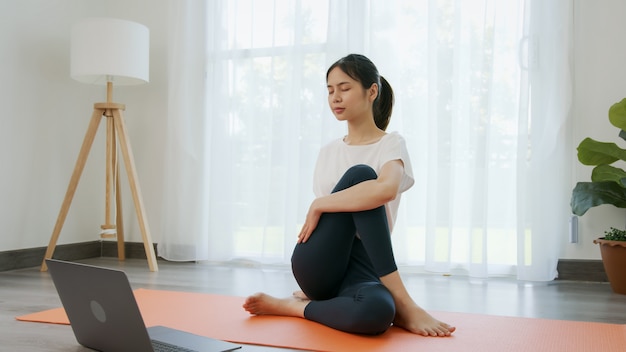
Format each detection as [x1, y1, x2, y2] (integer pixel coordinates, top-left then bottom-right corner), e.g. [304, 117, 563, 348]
[326, 67, 377, 124]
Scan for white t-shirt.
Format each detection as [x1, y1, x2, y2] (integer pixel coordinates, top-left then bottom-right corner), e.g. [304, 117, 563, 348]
[312, 131, 415, 233]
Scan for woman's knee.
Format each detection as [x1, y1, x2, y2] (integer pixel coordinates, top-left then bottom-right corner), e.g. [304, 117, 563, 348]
[333, 164, 377, 193]
[346, 164, 377, 180]
[349, 284, 396, 335]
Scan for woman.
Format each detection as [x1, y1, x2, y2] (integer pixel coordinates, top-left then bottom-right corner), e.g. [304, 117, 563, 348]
[243, 54, 455, 337]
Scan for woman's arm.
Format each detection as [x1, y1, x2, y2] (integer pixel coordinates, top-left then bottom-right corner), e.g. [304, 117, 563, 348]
[298, 159, 405, 243]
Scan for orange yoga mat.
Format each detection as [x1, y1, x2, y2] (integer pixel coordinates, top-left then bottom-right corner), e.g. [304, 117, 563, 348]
[16, 288, 626, 352]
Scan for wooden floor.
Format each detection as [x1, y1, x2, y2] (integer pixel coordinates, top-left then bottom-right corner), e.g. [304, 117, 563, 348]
[2, 257, 626, 351]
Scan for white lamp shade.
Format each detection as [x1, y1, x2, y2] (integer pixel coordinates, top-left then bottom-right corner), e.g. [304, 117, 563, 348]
[71, 18, 149, 85]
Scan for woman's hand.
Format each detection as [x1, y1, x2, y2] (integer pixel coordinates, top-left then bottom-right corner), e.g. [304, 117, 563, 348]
[297, 200, 322, 243]
[297, 160, 404, 243]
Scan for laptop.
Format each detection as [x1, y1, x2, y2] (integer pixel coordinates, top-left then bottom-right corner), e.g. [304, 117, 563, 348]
[45, 259, 241, 352]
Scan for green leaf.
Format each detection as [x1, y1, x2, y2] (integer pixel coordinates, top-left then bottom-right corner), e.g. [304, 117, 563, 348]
[591, 164, 626, 185]
[609, 98, 626, 130]
[576, 137, 626, 165]
[571, 181, 626, 216]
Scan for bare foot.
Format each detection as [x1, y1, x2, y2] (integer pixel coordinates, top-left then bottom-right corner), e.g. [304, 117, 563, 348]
[292, 290, 310, 300]
[379, 271, 455, 337]
[243, 292, 308, 318]
[393, 302, 456, 337]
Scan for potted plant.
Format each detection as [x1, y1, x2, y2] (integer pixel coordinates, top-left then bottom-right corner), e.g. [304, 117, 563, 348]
[571, 97, 626, 295]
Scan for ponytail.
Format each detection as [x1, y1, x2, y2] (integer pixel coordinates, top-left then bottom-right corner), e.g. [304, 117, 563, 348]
[374, 76, 394, 131]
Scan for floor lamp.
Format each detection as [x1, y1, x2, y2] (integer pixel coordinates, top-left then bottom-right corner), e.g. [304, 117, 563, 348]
[41, 18, 158, 272]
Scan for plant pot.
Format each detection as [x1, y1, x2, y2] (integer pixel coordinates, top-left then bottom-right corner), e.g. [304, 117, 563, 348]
[594, 238, 626, 295]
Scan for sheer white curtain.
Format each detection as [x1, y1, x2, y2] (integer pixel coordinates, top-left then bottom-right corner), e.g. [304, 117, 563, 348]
[159, 0, 573, 281]
[159, 1, 210, 260]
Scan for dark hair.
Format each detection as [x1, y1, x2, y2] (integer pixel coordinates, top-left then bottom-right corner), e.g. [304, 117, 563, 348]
[326, 54, 394, 131]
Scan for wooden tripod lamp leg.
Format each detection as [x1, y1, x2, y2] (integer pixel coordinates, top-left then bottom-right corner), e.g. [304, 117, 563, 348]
[115, 154, 126, 260]
[112, 109, 158, 271]
[100, 114, 116, 239]
[109, 117, 125, 260]
[41, 109, 104, 271]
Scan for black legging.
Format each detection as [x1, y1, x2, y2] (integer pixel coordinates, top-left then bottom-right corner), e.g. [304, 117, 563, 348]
[291, 164, 398, 335]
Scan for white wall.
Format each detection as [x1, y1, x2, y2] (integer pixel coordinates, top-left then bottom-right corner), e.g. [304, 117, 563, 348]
[563, 0, 626, 260]
[1, 0, 624, 262]
[0, 0, 168, 251]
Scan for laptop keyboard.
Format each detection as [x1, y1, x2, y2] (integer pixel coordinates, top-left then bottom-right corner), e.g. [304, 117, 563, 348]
[151, 339, 197, 352]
